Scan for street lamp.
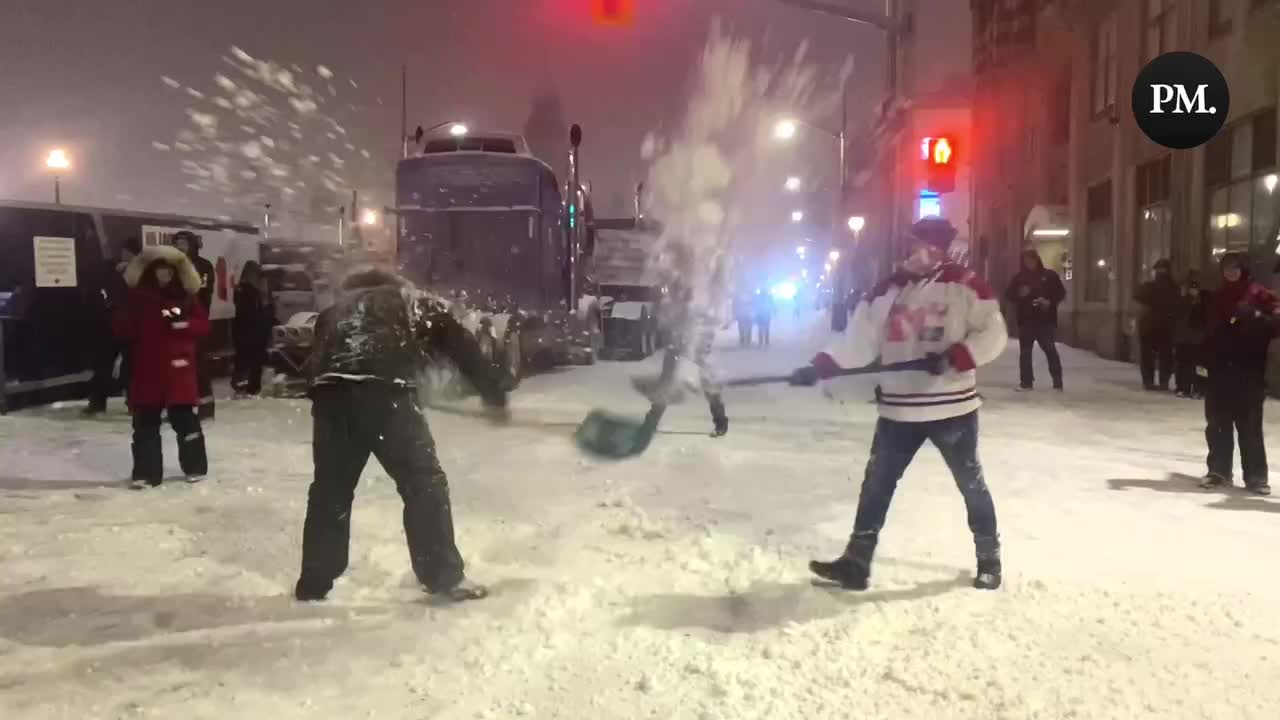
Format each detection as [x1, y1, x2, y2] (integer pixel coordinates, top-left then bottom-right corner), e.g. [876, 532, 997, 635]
[46, 149, 70, 205]
[773, 119, 799, 141]
[848, 215, 866, 233]
[795, 245, 807, 258]
[784, 176, 802, 192]
[448, 123, 469, 137]
[360, 208, 380, 226]
[791, 210, 804, 223]
[828, 250, 841, 262]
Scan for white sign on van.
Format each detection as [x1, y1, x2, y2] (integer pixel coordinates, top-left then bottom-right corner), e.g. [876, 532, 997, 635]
[33, 236, 78, 287]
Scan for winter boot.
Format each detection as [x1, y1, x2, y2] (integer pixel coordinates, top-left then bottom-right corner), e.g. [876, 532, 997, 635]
[432, 578, 489, 603]
[973, 557, 1002, 590]
[1245, 481, 1272, 496]
[809, 556, 870, 591]
[710, 418, 729, 438]
[129, 478, 162, 490]
[1015, 385, 1033, 393]
[294, 577, 332, 602]
[1199, 473, 1231, 490]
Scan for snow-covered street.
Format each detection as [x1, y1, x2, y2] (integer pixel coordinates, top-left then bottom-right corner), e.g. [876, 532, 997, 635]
[3, 315, 1280, 720]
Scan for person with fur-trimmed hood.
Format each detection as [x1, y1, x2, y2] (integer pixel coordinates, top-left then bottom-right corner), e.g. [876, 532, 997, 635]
[792, 218, 1008, 591]
[1199, 253, 1278, 495]
[114, 245, 211, 488]
[296, 267, 509, 603]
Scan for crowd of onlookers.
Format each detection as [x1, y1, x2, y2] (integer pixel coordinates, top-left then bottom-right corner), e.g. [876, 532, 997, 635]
[1005, 248, 1277, 496]
[83, 232, 275, 489]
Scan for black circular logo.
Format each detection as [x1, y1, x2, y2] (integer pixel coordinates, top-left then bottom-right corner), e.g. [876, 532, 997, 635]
[1132, 52, 1230, 150]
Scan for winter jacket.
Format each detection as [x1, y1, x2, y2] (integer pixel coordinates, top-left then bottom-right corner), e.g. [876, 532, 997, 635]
[1204, 265, 1280, 377]
[114, 246, 210, 408]
[233, 283, 273, 365]
[823, 263, 1008, 422]
[1135, 276, 1182, 338]
[1005, 254, 1065, 330]
[1174, 283, 1209, 345]
[189, 253, 215, 311]
[308, 270, 508, 406]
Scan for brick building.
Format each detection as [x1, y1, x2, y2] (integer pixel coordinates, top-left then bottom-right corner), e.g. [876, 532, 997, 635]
[970, 0, 1280, 361]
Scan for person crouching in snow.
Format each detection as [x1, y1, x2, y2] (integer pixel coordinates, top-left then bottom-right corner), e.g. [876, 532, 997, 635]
[791, 218, 1008, 590]
[296, 268, 509, 603]
[1199, 253, 1278, 496]
[115, 245, 211, 488]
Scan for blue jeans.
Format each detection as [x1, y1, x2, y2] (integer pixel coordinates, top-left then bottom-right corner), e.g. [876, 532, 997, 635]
[846, 411, 1000, 565]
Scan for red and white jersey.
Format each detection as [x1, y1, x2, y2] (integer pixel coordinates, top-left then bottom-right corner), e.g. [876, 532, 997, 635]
[826, 263, 1008, 422]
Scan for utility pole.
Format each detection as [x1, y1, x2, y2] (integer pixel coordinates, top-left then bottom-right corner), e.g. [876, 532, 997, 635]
[400, 65, 409, 159]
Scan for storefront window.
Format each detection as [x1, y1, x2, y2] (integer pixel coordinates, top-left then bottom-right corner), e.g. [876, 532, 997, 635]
[1135, 156, 1171, 282]
[1087, 181, 1113, 302]
[1205, 108, 1278, 277]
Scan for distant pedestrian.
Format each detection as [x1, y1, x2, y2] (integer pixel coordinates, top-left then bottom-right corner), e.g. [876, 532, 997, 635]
[1199, 253, 1277, 496]
[733, 291, 753, 348]
[115, 245, 210, 488]
[1135, 258, 1180, 391]
[232, 261, 273, 396]
[753, 290, 774, 347]
[85, 237, 140, 415]
[1005, 249, 1065, 391]
[172, 231, 217, 420]
[1174, 269, 1208, 398]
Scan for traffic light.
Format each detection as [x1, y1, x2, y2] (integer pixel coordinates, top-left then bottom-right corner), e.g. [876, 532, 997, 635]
[592, 0, 635, 26]
[922, 136, 957, 194]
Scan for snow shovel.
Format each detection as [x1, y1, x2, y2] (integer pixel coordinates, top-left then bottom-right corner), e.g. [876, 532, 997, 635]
[574, 358, 934, 460]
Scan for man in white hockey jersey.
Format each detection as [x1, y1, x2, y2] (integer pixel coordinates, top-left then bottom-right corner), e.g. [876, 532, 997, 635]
[791, 218, 1008, 590]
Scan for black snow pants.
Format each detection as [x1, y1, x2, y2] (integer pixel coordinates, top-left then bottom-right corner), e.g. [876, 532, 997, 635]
[1205, 371, 1268, 486]
[1174, 343, 1203, 396]
[843, 411, 999, 573]
[1017, 325, 1062, 389]
[196, 339, 215, 420]
[131, 405, 208, 483]
[1140, 332, 1175, 390]
[299, 383, 465, 596]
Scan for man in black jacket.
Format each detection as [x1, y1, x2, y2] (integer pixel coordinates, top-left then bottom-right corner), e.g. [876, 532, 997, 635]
[1135, 258, 1180, 391]
[296, 268, 509, 602]
[84, 237, 140, 415]
[1005, 249, 1065, 391]
[173, 231, 216, 419]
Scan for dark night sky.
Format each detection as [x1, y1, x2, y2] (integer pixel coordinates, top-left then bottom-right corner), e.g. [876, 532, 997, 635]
[0, 0, 969, 223]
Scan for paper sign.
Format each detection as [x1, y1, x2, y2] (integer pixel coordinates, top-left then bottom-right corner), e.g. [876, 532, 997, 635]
[34, 236, 78, 287]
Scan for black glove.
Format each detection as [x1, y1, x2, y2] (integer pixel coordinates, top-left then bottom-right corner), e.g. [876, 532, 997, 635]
[789, 366, 820, 387]
[923, 352, 948, 376]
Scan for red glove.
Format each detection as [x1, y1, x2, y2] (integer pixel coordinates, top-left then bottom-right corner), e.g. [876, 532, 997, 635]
[811, 352, 843, 379]
[945, 344, 976, 372]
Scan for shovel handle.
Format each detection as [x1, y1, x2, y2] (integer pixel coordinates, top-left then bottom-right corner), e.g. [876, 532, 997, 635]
[724, 358, 934, 389]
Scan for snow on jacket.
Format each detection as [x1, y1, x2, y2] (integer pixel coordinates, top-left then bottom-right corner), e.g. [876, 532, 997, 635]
[823, 263, 1008, 422]
[308, 268, 509, 405]
[114, 245, 210, 408]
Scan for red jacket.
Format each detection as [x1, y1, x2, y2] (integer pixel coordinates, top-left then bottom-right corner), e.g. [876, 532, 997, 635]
[114, 246, 210, 408]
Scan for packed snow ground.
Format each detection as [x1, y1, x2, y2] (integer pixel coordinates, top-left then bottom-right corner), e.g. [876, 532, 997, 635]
[3, 312, 1280, 720]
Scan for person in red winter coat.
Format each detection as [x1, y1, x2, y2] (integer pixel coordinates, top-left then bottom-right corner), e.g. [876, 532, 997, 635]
[114, 245, 211, 488]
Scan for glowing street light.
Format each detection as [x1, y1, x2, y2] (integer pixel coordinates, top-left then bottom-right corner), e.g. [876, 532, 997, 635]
[1266, 173, 1279, 194]
[773, 119, 799, 141]
[791, 210, 804, 223]
[449, 123, 469, 137]
[784, 176, 802, 192]
[828, 250, 841, 262]
[360, 208, 380, 226]
[46, 149, 71, 204]
[795, 245, 807, 258]
[847, 215, 866, 233]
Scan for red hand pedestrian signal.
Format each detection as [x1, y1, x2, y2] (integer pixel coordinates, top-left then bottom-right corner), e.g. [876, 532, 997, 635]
[592, 0, 634, 26]
[923, 136, 957, 194]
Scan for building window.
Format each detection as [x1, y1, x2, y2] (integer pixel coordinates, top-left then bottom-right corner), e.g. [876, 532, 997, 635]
[1092, 13, 1118, 117]
[1086, 181, 1114, 302]
[1136, 156, 1173, 283]
[1144, 0, 1177, 63]
[1206, 108, 1280, 281]
[1210, 0, 1234, 36]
